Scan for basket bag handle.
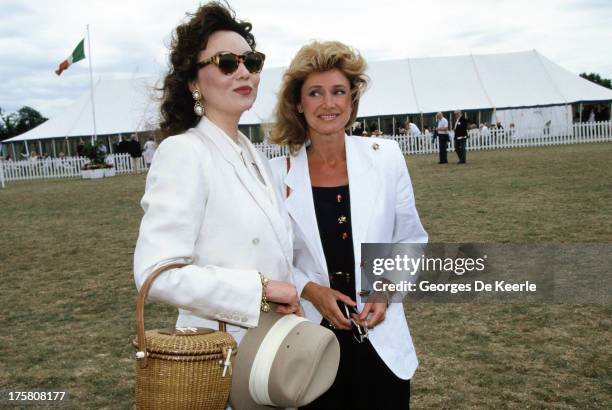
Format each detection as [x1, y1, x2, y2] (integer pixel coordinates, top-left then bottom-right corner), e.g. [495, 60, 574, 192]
[136, 263, 227, 368]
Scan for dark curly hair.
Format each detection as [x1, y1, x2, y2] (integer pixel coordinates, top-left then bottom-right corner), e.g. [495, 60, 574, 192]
[159, 1, 256, 138]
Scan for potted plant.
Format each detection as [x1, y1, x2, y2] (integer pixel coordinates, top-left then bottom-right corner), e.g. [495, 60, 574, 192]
[81, 141, 114, 179]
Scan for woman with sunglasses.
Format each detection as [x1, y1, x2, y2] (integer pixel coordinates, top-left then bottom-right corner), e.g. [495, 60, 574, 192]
[134, 1, 298, 356]
[269, 41, 428, 409]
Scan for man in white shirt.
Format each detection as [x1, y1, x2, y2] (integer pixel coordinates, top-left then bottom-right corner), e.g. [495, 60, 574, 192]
[433, 112, 449, 164]
[407, 119, 421, 136]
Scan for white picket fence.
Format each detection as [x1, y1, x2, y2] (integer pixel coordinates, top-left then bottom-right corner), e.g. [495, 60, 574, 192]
[1, 121, 610, 185]
[252, 142, 288, 159]
[0, 153, 146, 182]
[387, 121, 612, 155]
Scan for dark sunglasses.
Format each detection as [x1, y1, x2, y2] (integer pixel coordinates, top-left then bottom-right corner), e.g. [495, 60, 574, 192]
[342, 303, 369, 343]
[196, 51, 266, 75]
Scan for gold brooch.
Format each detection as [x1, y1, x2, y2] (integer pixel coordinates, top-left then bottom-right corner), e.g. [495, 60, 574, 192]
[372, 143, 380, 150]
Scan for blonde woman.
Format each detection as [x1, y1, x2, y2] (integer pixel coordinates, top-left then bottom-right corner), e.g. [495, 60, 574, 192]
[269, 41, 428, 409]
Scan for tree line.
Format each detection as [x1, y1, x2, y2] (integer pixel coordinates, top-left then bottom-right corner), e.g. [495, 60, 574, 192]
[580, 73, 612, 90]
[0, 106, 48, 142]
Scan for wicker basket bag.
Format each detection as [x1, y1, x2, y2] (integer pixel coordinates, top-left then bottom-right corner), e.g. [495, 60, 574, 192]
[133, 263, 237, 409]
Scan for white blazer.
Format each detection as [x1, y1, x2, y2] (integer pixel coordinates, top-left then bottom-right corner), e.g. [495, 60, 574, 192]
[269, 135, 428, 380]
[134, 117, 293, 344]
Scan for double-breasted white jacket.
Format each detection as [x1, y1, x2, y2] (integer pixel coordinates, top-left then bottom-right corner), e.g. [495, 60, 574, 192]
[133, 117, 293, 344]
[269, 135, 428, 379]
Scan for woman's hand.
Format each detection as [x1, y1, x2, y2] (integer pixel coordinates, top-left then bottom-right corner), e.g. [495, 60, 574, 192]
[302, 282, 355, 330]
[265, 280, 301, 316]
[354, 300, 387, 329]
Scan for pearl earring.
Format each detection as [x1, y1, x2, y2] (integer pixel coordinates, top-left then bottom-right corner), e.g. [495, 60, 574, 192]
[192, 89, 204, 116]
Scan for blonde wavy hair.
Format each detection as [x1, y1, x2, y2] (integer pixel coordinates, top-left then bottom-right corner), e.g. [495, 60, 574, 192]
[271, 41, 368, 153]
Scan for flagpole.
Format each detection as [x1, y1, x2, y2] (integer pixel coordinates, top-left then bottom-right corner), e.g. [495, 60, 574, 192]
[86, 24, 98, 142]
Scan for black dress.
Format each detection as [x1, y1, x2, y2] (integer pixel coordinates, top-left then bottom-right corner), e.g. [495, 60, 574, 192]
[301, 185, 411, 410]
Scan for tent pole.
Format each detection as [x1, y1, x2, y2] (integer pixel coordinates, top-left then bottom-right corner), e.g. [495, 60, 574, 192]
[392, 117, 396, 135]
[579, 103, 583, 122]
[66, 138, 71, 156]
[38, 140, 43, 155]
[378, 117, 381, 134]
[52, 139, 57, 157]
[420, 113, 424, 131]
[478, 111, 481, 125]
[86, 25, 98, 142]
[12, 143, 16, 159]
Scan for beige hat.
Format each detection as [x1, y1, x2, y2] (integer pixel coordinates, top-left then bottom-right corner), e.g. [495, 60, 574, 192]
[229, 306, 340, 409]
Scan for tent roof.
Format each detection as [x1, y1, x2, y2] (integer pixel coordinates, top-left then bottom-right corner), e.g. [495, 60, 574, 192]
[4, 77, 158, 142]
[245, 50, 612, 123]
[5, 50, 612, 141]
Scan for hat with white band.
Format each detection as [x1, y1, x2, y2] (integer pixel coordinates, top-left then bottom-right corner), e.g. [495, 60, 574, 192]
[229, 305, 340, 409]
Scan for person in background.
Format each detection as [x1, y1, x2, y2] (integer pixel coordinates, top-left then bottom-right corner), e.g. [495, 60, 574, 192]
[405, 118, 421, 152]
[453, 110, 468, 164]
[406, 118, 421, 136]
[433, 111, 449, 163]
[142, 137, 158, 167]
[127, 134, 143, 174]
[117, 136, 130, 155]
[369, 124, 382, 137]
[270, 40, 428, 409]
[76, 139, 85, 157]
[587, 108, 596, 123]
[98, 143, 108, 155]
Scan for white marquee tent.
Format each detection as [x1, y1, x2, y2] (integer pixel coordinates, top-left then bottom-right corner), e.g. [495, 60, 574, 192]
[4, 50, 612, 145]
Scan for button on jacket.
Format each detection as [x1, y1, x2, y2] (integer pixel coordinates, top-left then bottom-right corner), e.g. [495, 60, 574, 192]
[134, 117, 293, 344]
[269, 135, 428, 380]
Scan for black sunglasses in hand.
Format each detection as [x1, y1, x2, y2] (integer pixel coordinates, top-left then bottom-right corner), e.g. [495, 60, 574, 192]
[342, 303, 369, 344]
[196, 51, 266, 75]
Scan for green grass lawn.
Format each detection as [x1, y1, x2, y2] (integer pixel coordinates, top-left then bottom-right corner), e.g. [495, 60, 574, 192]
[1, 143, 611, 409]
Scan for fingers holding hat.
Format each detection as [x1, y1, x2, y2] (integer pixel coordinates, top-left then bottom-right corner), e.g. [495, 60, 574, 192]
[275, 303, 302, 316]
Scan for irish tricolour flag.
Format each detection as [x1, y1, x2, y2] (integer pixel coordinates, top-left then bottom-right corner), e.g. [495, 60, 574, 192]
[55, 39, 85, 76]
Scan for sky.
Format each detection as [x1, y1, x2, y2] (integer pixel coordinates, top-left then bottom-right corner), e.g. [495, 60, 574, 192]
[1, 0, 611, 118]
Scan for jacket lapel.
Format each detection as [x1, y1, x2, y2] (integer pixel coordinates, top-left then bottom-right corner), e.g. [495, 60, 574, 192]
[193, 118, 293, 266]
[345, 136, 381, 294]
[284, 145, 329, 277]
